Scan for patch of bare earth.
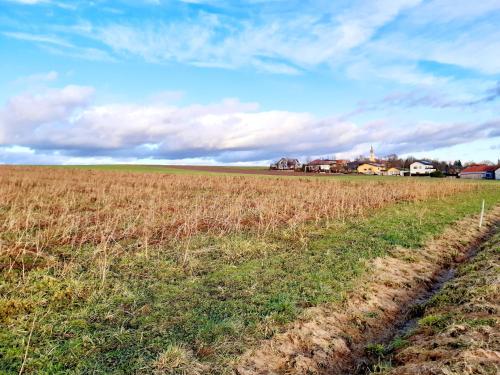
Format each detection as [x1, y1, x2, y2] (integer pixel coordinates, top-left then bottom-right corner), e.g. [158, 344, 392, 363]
[236, 206, 500, 375]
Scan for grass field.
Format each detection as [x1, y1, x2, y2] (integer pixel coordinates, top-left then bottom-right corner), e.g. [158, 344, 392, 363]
[55, 164, 269, 175]
[55, 164, 221, 175]
[1, 166, 499, 374]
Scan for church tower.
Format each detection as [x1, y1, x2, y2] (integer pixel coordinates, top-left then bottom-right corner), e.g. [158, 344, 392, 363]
[369, 145, 375, 162]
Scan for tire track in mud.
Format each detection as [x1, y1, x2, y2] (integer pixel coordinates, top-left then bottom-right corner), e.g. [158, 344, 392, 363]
[236, 207, 500, 375]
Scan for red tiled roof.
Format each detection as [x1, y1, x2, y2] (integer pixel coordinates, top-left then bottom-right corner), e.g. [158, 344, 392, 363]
[308, 159, 347, 165]
[308, 159, 333, 165]
[461, 165, 497, 173]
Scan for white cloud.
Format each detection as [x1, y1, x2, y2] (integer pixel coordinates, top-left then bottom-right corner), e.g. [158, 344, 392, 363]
[1, 85, 498, 163]
[68, 0, 421, 73]
[4, 0, 499, 80]
[7, 0, 48, 4]
[0, 85, 94, 143]
[2, 31, 73, 48]
[14, 70, 59, 85]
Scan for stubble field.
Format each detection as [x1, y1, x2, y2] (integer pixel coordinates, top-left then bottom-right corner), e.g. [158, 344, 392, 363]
[1, 166, 499, 374]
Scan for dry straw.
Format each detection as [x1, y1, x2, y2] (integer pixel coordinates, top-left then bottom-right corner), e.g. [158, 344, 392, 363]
[0, 166, 478, 272]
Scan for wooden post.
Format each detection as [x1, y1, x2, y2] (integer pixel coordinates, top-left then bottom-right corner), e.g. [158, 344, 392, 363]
[479, 199, 485, 228]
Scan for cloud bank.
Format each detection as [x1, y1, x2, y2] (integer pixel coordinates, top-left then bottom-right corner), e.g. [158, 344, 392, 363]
[1, 85, 499, 164]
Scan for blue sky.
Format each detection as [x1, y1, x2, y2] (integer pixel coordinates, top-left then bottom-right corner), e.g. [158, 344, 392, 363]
[0, 0, 499, 165]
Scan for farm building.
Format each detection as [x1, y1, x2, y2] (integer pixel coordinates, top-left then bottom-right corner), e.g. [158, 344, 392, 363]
[410, 161, 436, 175]
[270, 158, 301, 170]
[459, 165, 496, 179]
[386, 167, 401, 176]
[496, 167, 500, 180]
[357, 163, 386, 175]
[305, 159, 331, 172]
[329, 159, 349, 173]
[304, 159, 349, 173]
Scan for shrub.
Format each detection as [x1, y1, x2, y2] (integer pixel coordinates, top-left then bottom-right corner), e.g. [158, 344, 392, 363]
[430, 170, 445, 178]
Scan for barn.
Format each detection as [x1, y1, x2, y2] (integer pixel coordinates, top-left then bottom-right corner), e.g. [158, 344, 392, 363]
[459, 165, 496, 179]
[305, 159, 331, 173]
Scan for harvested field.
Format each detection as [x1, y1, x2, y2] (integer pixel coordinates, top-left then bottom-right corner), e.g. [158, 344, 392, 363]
[0, 166, 499, 374]
[0, 166, 478, 257]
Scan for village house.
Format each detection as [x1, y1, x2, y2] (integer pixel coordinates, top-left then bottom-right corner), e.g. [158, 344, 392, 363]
[357, 163, 386, 175]
[304, 159, 331, 173]
[355, 146, 387, 175]
[459, 165, 496, 179]
[410, 161, 436, 175]
[496, 166, 500, 180]
[270, 158, 301, 171]
[304, 159, 349, 173]
[386, 167, 401, 176]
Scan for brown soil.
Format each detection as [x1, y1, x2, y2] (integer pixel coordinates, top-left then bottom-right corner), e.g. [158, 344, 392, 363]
[235, 207, 500, 375]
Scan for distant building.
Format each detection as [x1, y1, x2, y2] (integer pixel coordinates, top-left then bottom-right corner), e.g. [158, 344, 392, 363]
[357, 163, 386, 175]
[410, 161, 436, 175]
[386, 167, 401, 176]
[460, 165, 496, 179]
[270, 158, 301, 170]
[369, 145, 376, 162]
[329, 159, 349, 173]
[496, 167, 500, 180]
[305, 159, 331, 172]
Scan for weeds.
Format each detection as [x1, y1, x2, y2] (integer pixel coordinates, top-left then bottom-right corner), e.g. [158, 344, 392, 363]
[0, 166, 498, 373]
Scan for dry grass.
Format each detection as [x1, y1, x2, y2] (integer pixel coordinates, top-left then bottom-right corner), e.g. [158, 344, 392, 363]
[384, 227, 500, 375]
[0, 166, 479, 272]
[1, 166, 497, 374]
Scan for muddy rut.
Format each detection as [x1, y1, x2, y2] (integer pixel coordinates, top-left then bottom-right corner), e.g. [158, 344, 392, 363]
[236, 206, 500, 375]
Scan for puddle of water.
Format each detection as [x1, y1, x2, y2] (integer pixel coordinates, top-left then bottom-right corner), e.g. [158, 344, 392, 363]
[396, 267, 456, 336]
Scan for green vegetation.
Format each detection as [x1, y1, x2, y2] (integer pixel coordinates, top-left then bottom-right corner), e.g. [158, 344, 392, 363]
[378, 226, 500, 374]
[1, 178, 499, 373]
[429, 170, 444, 178]
[418, 314, 452, 330]
[54, 164, 220, 175]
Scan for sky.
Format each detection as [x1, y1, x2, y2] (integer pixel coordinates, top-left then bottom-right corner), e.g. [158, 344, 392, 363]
[0, 0, 499, 165]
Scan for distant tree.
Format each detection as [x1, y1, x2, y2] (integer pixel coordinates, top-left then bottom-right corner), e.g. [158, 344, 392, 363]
[386, 153, 398, 160]
[434, 160, 447, 172]
[403, 156, 416, 169]
[480, 160, 494, 165]
[386, 154, 403, 168]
